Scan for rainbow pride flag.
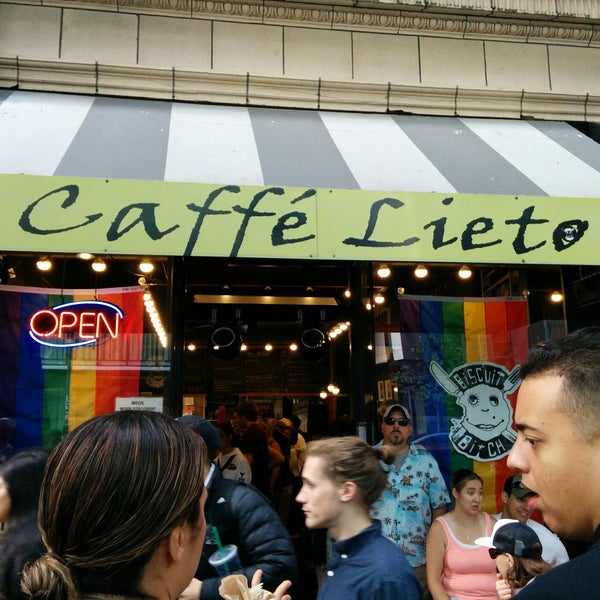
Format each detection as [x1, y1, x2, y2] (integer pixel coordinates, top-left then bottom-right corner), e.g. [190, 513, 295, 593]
[0, 286, 145, 457]
[391, 296, 529, 512]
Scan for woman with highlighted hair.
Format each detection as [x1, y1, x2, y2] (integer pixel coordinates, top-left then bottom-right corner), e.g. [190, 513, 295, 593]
[20, 411, 292, 600]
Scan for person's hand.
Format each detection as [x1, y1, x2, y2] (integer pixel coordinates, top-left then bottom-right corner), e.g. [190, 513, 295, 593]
[251, 569, 292, 600]
[496, 574, 513, 600]
[178, 577, 202, 600]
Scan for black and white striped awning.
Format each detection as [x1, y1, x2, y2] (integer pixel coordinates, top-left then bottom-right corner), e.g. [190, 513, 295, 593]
[1, 89, 600, 198]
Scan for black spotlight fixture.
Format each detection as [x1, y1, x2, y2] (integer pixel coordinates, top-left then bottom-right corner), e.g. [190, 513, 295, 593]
[298, 327, 330, 361]
[208, 323, 241, 360]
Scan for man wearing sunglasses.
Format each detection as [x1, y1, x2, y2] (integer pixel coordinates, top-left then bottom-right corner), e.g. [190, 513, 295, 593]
[371, 404, 450, 600]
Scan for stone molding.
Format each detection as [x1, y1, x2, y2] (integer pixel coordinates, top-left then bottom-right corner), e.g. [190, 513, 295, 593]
[2, 57, 598, 121]
[8, 0, 600, 46]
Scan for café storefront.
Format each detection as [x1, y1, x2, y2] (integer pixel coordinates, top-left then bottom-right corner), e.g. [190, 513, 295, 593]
[1, 89, 600, 509]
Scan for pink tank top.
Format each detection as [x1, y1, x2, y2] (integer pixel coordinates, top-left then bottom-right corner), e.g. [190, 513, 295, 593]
[437, 514, 498, 600]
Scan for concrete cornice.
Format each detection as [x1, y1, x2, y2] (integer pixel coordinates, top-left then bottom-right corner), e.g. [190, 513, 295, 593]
[7, 0, 600, 45]
[2, 57, 599, 121]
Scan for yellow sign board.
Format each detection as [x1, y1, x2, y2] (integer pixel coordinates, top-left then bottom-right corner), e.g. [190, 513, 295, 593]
[0, 174, 595, 265]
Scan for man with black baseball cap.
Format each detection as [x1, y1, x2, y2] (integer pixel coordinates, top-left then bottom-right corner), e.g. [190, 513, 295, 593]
[494, 474, 569, 566]
[371, 404, 450, 600]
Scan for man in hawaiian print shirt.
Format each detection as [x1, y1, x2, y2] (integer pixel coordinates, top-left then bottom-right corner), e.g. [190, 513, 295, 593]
[371, 404, 450, 600]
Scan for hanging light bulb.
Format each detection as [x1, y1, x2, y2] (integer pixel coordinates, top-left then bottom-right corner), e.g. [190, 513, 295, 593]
[91, 258, 107, 273]
[374, 293, 385, 305]
[36, 257, 52, 272]
[550, 291, 563, 303]
[376, 264, 391, 278]
[414, 264, 429, 279]
[139, 259, 154, 274]
[458, 265, 472, 280]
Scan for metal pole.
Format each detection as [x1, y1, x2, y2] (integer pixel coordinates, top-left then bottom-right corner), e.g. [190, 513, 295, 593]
[165, 256, 185, 416]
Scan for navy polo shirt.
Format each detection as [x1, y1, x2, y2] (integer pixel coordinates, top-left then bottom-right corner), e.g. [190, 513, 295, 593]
[317, 520, 422, 600]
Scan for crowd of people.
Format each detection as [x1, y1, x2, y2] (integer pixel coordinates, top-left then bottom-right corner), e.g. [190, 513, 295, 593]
[1, 326, 600, 600]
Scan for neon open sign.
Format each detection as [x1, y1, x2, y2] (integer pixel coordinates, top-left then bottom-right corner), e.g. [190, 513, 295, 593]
[29, 300, 124, 348]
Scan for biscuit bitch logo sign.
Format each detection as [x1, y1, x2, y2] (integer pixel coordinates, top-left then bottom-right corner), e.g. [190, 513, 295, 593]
[429, 361, 520, 461]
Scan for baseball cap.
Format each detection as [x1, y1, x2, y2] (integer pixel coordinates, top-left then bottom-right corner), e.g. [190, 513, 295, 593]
[382, 404, 411, 421]
[176, 415, 222, 459]
[504, 474, 535, 498]
[475, 518, 543, 559]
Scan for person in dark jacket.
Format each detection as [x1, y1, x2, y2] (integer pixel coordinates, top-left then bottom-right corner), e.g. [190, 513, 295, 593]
[177, 416, 298, 600]
[0, 449, 48, 600]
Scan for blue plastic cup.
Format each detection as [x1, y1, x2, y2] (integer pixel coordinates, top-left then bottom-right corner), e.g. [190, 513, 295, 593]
[208, 544, 242, 576]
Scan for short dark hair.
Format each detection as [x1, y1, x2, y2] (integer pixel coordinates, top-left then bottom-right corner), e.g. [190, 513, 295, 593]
[520, 327, 600, 441]
[235, 401, 258, 421]
[0, 449, 48, 521]
[216, 421, 234, 437]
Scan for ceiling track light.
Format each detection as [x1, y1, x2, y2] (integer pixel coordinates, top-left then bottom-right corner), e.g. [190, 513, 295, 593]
[414, 264, 429, 279]
[91, 258, 107, 273]
[36, 257, 53, 272]
[458, 265, 472, 280]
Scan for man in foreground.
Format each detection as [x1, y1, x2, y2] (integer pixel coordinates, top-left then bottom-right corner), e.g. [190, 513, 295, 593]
[296, 436, 422, 600]
[507, 327, 600, 599]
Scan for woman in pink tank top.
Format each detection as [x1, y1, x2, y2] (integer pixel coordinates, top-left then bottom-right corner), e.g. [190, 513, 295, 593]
[426, 468, 498, 600]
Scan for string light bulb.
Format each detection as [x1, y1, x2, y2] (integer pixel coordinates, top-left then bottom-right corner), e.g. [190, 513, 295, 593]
[414, 264, 429, 279]
[458, 265, 472, 280]
[376, 264, 391, 278]
[139, 259, 154, 274]
[550, 291, 563, 303]
[91, 258, 107, 273]
[36, 257, 52, 272]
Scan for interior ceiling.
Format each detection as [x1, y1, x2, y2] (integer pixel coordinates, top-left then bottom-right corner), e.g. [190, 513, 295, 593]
[3, 255, 600, 330]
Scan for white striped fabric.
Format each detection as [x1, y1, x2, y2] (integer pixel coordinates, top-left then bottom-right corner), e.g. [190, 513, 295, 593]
[1, 90, 599, 198]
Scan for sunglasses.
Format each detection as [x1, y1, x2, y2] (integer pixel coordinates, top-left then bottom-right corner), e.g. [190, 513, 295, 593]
[488, 548, 504, 559]
[384, 417, 410, 426]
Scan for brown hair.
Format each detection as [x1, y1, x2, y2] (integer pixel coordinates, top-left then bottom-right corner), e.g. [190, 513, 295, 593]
[451, 468, 483, 493]
[306, 436, 393, 506]
[20, 411, 206, 600]
[505, 555, 554, 594]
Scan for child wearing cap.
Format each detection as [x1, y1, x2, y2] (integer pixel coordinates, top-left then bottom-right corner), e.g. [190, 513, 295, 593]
[475, 519, 555, 598]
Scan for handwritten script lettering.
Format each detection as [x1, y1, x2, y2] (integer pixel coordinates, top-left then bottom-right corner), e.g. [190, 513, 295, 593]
[7, 176, 592, 264]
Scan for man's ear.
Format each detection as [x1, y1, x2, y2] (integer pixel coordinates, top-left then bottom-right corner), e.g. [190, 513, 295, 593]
[166, 522, 187, 563]
[501, 491, 509, 504]
[339, 480, 358, 503]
